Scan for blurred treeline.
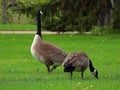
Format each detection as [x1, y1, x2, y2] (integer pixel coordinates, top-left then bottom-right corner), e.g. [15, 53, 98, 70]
[0, 0, 120, 33]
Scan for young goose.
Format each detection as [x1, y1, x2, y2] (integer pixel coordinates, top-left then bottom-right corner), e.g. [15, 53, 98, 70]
[31, 10, 67, 72]
[62, 52, 98, 79]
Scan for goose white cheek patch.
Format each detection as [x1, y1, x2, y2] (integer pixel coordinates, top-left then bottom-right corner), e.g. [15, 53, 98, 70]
[92, 69, 97, 75]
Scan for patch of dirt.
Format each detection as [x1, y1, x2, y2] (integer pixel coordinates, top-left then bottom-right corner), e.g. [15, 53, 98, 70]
[0, 31, 80, 34]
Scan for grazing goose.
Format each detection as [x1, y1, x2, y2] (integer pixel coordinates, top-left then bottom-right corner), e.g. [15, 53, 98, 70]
[62, 52, 98, 79]
[31, 10, 67, 72]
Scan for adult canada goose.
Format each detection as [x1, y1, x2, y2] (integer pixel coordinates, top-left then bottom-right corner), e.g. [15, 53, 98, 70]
[62, 52, 98, 79]
[31, 10, 67, 72]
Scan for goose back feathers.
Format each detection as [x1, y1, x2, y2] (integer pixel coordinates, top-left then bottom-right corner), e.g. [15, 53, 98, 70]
[31, 34, 67, 72]
[62, 52, 98, 79]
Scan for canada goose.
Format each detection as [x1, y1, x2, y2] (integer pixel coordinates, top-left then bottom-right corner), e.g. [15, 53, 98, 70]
[62, 52, 98, 79]
[31, 10, 67, 72]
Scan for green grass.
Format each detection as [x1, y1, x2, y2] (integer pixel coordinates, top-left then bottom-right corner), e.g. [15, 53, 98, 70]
[0, 34, 120, 90]
[0, 24, 36, 31]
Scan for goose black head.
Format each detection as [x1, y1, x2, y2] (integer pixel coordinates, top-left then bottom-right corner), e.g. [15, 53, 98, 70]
[89, 60, 98, 79]
[92, 69, 98, 79]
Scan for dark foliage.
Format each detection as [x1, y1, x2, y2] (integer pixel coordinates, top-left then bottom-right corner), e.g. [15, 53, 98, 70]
[8, 0, 120, 33]
[112, 0, 120, 33]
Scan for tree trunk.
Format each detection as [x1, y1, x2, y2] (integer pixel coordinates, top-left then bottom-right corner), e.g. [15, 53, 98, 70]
[110, 0, 115, 8]
[9, 0, 17, 7]
[2, 0, 7, 24]
[97, 0, 114, 26]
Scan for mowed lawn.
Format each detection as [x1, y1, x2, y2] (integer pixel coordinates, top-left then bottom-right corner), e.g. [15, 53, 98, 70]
[0, 34, 120, 90]
[0, 24, 36, 31]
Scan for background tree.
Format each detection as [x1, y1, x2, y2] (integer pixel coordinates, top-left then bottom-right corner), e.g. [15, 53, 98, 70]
[1, 0, 17, 24]
[41, 0, 116, 32]
[112, 0, 120, 32]
[2, 0, 7, 24]
[2, 0, 120, 33]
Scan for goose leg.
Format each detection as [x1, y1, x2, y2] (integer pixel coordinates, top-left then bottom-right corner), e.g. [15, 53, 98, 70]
[70, 72, 73, 79]
[46, 61, 53, 73]
[49, 66, 58, 72]
[46, 66, 50, 73]
[81, 71, 84, 79]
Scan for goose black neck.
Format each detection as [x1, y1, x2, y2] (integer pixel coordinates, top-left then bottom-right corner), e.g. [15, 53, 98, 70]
[89, 60, 95, 72]
[36, 10, 42, 38]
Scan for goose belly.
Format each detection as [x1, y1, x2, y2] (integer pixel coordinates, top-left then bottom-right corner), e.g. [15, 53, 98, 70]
[31, 48, 45, 64]
[31, 35, 45, 63]
[31, 43, 45, 64]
